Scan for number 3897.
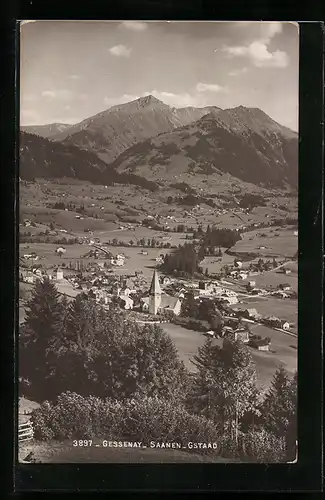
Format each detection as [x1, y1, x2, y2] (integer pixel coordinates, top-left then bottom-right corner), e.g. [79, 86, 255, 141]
[72, 440, 93, 447]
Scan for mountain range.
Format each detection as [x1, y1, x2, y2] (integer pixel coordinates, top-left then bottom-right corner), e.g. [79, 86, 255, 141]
[20, 95, 298, 190]
[21, 122, 72, 139]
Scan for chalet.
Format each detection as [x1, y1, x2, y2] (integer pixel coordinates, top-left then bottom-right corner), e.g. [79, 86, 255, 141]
[160, 276, 171, 286]
[55, 268, 64, 281]
[111, 254, 125, 267]
[55, 247, 67, 255]
[265, 316, 282, 328]
[282, 268, 291, 275]
[244, 308, 261, 321]
[224, 327, 249, 343]
[257, 344, 270, 351]
[279, 283, 292, 291]
[282, 321, 290, 330]
[234, 261, 243, 269]
[119, 295, 134, 310]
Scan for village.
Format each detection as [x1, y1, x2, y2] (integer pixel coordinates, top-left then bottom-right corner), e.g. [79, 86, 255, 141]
[19, 211, 298, 388]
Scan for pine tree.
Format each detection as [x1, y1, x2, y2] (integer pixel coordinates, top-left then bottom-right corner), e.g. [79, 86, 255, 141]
[187, 338, 258, 441]
[20, 277, 66, 400]
[260, 366, 297, 459]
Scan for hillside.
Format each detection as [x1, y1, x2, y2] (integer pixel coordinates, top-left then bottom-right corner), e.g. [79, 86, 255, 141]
[110, 109, 298, 188]
[19, 132, 159, 191]
[52, 95, 218, 163]
[21, 123, 72, 139]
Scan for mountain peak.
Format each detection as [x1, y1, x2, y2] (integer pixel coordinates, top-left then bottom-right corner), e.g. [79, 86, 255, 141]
[138, 94, 161, 105]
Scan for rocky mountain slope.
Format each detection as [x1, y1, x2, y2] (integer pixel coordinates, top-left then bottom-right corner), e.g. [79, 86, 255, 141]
[109, 107, 298, 188]
[21, 123, 72, 139]
[51, 95, 220, 163]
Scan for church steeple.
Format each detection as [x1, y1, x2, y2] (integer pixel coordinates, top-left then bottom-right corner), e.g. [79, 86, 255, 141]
[149, 269, 162, 295]
[149, 269, 162, 315]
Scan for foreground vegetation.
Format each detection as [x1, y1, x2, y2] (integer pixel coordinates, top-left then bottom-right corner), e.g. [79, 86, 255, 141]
[20, 279, 297, 462]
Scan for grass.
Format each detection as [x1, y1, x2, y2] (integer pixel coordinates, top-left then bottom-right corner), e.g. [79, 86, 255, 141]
[161, 322, 297, 390]
[231, 227, 298, 258]
[234, 297, 298, 326]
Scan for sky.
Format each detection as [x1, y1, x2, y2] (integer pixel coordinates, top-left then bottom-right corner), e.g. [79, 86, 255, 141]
[20, 21, 299, 131]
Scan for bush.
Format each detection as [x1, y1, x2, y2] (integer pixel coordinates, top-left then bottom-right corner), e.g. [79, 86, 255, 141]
[242, 429, 287, 462]
[32, 392, 220, 455]
[32, 392, 122, 440]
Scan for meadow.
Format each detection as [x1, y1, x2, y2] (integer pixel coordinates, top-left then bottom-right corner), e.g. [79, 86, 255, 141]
[162, 323, 297, 390]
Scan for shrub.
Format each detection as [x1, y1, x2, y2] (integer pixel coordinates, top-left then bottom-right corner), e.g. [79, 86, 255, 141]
[32, 392, 122, 440]
[242, 429, 287, 462]
[31, 392, 220, 455]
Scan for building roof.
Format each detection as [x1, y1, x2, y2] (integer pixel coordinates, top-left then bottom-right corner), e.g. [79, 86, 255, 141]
[160, 294, 180, 310]
[149, 270, 162, 295]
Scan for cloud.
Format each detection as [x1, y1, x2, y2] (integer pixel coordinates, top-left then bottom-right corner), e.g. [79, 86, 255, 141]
[68, 74, 81, 80]
[41, 90, 56, 98]
[109, 45, 132, 57]
[104, 94, 139, 106]
[41, 89, 88, 101]
[224, 22, 288, 68]
[120, 21, 147, 31]
[229, 67, 248, 76]
[223, 41, 289, 68]
[144, 90, 208, 108]
[196, 82, 226, 93]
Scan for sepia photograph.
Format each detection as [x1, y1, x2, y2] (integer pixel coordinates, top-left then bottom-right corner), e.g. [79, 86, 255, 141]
[18, 20, 298, 464]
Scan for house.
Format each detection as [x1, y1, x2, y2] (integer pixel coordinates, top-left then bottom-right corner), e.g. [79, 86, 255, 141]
[140, 250, 148, 255]
[224, 327, 249, 343]
[282, 321, 290, 330]
[258, 344, 270, 351]
[279, 283, 292, 291]
[238, 272, 248, 280]
[265, 316, 282, 328]
[55, 268, 64, 281]
[234, 261, 243, 269]
[55, 247, 66, 255]
[111, 254, 125, 267]
[160, 276, 171, 286]
[244, 308, 261, 321]
[221, 295, 238, 305]
[119, 295, 134, 310]
[282, 268, 291, 275]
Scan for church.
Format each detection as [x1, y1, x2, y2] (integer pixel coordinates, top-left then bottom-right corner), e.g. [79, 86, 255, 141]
[140, 270, 182, 316]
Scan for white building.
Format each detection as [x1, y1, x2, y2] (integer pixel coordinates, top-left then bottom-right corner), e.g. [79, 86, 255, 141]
[56, 268, 64, 281]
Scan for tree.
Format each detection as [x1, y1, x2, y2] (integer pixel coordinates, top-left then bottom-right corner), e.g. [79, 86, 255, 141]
[260, 367, 297, 460]
[187, 338, 258, 442]
[181, 292, 199, 319]
[19, 277, 67, 401]
[161, 243, 202, 276]
[129, 240, 134, 246]
[272, 257, 277, 268]
[23, 293, 189, 403]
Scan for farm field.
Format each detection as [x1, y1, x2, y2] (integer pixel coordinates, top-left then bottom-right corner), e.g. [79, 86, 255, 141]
[231, 227, 298, 258]
[250, 270, 298, 292]
[233, 297, 298, 327]
[161, 323, 297, 390]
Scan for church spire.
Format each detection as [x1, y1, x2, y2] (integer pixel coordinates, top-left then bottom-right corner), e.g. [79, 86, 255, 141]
[149, 269, 162, 295]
